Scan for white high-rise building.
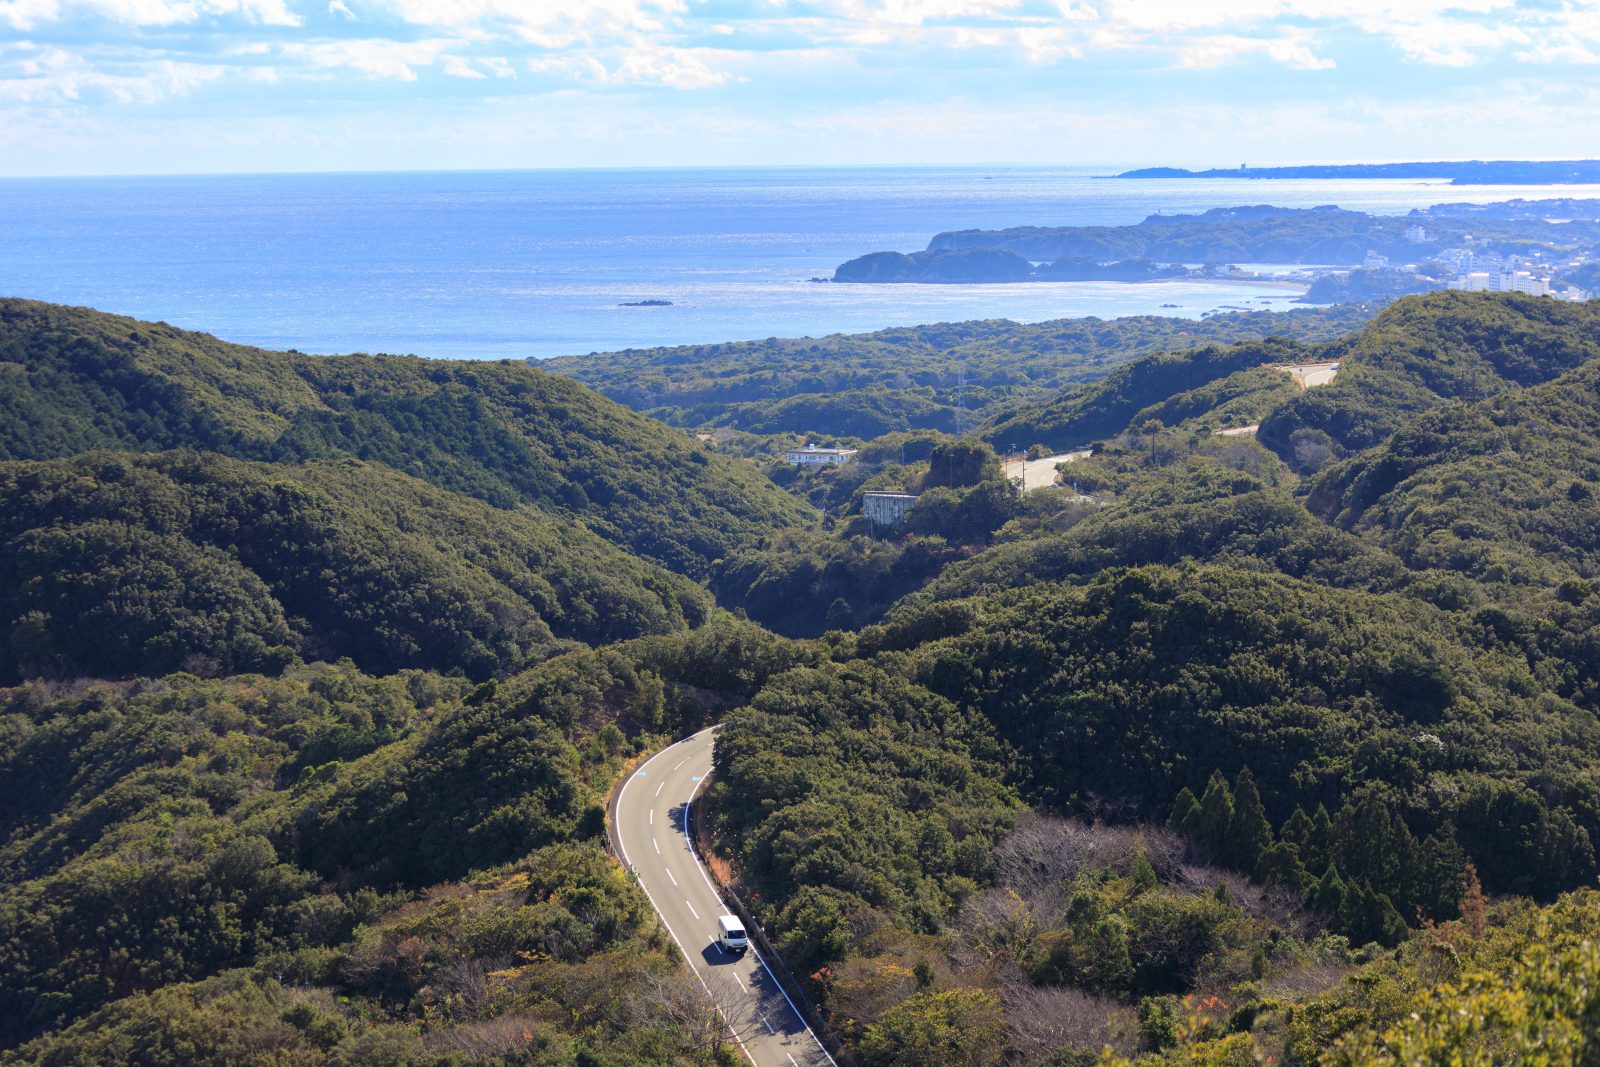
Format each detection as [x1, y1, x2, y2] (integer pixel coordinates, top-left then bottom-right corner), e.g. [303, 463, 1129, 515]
[1451, 271, 1550, 296]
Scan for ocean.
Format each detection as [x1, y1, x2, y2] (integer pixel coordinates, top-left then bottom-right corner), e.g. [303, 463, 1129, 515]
[3, 165, 1598, 360]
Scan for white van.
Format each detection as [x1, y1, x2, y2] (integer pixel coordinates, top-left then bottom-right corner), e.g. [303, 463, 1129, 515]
[717, 914, 749, 955]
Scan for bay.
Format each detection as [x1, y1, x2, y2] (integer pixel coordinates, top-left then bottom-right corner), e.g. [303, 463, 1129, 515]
[2, 165, 1597, 360]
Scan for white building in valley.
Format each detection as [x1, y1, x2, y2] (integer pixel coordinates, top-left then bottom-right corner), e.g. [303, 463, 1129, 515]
[784, 443, 858, 467]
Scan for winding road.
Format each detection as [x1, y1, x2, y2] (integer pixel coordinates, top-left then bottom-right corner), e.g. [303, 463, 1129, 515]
[614, 726, 835, 1067]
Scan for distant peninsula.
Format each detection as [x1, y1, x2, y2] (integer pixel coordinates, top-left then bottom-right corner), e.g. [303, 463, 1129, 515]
[830, 199, 1600, 300]
[1116, 160, 1600, 185]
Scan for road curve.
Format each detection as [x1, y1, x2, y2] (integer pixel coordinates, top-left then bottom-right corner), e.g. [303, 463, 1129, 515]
[615, 726, 835, 1067]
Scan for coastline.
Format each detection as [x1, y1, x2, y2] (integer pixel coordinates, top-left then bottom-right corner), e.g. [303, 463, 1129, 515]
[829, 275, 1310, 293]
[1185, 277, 1309, 292]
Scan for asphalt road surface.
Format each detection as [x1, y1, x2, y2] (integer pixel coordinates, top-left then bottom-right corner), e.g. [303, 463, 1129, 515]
[614, 726, 835, 1067]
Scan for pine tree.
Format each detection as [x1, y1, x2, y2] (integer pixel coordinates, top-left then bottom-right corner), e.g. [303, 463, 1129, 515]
[1537, 808, 1597, 896]
[1337, 880, 1408, 947]
[1169, 787, 1200, 837]
[1311, 863, 1348, 914]
[1370, 888, 1408, 947]
[1459, 862, 1487, 939]
[1229, 767, 1273, 871]
[1131, 849, 1159, 893]
[1418, 831, 1469, 921]
[1079, 918, 1134, 994]
[1334, 795, 1417, 897]
[1255, 841, 1310, 892]
[1308, 804, 1335, 871]
[1196, 771, 1234, 858]
[1281, 807, 1314, 851]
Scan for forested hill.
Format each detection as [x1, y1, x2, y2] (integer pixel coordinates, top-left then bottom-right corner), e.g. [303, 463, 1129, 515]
[1304, 357, 1600, 588]
[0, 299, 814, 577]
[982, 291, 1600, 456]
[980, 335, 1317, 452]
[7, 287, 1600, 1064]
[1260, 290, 1600, 459]
[543, 305, 1375, 438]
[921, 203, 1600, 264]
[0, 451, 713, 683]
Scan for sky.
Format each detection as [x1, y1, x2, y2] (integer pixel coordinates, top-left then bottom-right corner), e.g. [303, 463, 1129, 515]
[1, 0, 1598, 175]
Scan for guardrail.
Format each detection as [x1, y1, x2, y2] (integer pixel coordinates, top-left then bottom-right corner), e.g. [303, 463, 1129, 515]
[601, 733, 857, 1067]
[687, 787, 859, 1067]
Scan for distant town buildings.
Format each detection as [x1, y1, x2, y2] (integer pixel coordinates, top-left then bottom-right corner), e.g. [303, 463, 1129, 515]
[1404, 224, 1428, 243]
[862, 491, 919, 528]
[1451, 271, 1551, 297]
[784, 443, 858, 467]
[1363, 251, 1390, 269]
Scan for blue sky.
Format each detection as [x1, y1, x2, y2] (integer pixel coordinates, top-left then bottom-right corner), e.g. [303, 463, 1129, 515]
[2, 0, 1598, 175]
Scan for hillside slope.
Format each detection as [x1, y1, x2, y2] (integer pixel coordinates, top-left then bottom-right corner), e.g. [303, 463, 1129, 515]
[544, 306, 1375, 437]
[0, 451, 712, 682]
[1259, 291, 1600, 462]
[0, 298, 814, 576]
[1304, 358, 1600, 586]
[977, 292, 1600, 461]
[981, 336, 1317, 451]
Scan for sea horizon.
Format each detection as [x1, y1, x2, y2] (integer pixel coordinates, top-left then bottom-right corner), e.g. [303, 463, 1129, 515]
[6, 164, 1599, 360]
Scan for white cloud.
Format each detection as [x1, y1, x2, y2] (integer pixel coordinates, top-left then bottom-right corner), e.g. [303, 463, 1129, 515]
[531, 40, 733, 89]
[7, 0, 1600, 180]
[0, 0, 60, 31]
[369, 0, 684, 46]
[1176, 33, 1334, 70]
[440, 53, 482, 77]
[0, 44, 227, 102]
[0, 0, 301, 29]
[281, 37, 458, 79]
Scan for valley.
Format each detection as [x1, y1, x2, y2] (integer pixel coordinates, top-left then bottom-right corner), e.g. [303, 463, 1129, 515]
[3, 290, 1600, 1065]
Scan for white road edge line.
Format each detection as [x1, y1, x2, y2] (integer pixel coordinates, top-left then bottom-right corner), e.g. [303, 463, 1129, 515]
[683, 773, 840, 1067]
[615, 726, 755, 1065]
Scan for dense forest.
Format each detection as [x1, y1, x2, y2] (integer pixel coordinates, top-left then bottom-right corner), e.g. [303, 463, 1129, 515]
[0, 451, 713, 682]
[545, 305, 1375, 439]
[0, 298, 813, 578]
[0, 621, 809, 1061]
[5, 291, 1600, 1065]
[982, 291, 1600, 458]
